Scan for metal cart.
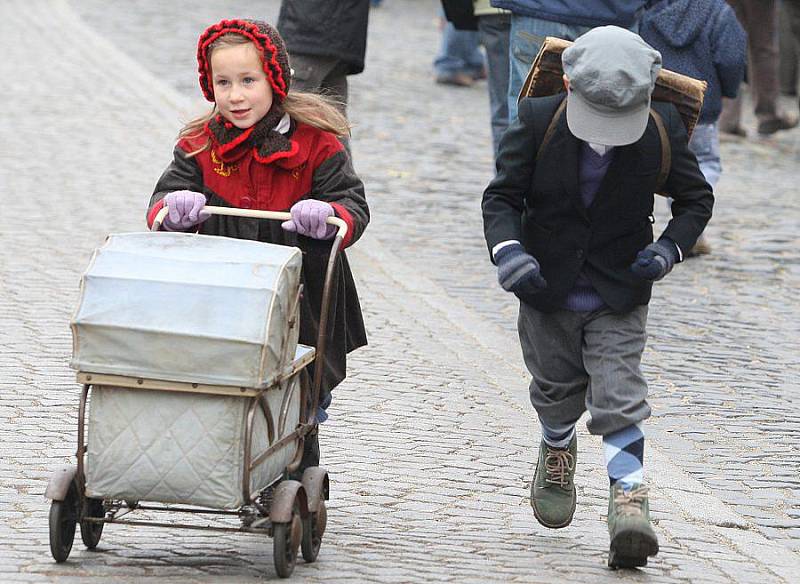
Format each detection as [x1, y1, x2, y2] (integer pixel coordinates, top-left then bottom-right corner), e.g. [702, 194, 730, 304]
[45, 207, 347, 578]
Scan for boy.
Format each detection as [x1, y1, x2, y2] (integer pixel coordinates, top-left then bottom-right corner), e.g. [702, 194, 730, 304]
[481, 26, 713, 567]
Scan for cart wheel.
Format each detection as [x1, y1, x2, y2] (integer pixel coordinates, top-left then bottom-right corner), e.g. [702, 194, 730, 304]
[49, 482, 78, 562]
[80, 497, 105, 550]
[301, 498, 327, 563]
[273, 502, 302, 578]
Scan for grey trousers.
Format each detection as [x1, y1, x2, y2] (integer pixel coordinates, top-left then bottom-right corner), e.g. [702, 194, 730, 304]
[719, 0, 783, 127]
[517, 304, 651, 436]
[288, 53, 351, 153]
[785, 1, 800, 59]
[289, 53, 350, 113]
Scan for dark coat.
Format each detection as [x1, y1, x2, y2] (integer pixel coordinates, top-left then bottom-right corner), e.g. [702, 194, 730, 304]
[482, 94, 713, 313]
[490, 0, 648, 27]
[640, 0, 746, 123]
[148, 121, 369, 395]
[277, 0, 370, 75]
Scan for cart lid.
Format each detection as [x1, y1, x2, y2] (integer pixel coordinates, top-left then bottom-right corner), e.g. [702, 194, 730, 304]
[71, 232, 302, 388]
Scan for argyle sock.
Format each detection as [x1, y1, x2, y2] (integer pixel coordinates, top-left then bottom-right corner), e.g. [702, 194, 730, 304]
[539, 416, 576, 449]
[603, 423, 644, 491]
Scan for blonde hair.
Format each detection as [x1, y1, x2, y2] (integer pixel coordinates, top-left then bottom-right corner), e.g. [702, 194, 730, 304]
[180, 33, 350, 156]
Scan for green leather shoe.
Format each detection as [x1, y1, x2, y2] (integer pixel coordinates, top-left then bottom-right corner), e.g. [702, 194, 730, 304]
[607, 484, 659, 568]
[530, 434, 577, 528]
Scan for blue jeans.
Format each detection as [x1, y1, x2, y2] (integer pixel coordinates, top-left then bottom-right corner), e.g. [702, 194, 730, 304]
[478, 13, 511, 155]
[670, 122, 719, 231]
[688, 122, 721, 188]
[434, 20, 485, 78]
[507, 16, 639, 121]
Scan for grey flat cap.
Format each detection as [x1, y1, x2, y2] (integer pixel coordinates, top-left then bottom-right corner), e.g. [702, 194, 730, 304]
[562, 26, 662, 146]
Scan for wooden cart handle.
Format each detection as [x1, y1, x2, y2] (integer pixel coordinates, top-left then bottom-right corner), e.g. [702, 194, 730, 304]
[150, 205, 348, 240]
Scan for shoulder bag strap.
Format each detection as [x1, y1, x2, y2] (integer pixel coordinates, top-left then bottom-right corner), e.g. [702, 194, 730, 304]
[649, 108, 671, 195]
[536, 98, 567, 160]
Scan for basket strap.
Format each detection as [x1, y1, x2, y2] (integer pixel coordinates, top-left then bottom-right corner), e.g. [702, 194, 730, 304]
[536, 98, 567, 160]
[537, 100, 672, 196]
[650, 107, 671, 195]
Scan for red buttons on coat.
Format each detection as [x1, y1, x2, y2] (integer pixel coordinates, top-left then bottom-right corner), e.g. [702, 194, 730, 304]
[240, 196, 253, 209]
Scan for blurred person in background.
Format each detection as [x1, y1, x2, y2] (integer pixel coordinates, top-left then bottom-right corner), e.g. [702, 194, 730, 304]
[718, 0, 798, 136]
[641, 0, 746, 256]
[783, 0, 800, 108]
[277, 0, 370, 121]
[489, 0, 649, 121]
[441, 0, 511, 155]
[434, 10, 487, 87]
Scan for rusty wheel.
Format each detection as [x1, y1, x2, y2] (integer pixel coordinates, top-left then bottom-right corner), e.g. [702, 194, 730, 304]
[273, 502, 302, 578]
[80, 497, 105, 549]
[49, 481, 78, 562]
[301, 498, 327, 563]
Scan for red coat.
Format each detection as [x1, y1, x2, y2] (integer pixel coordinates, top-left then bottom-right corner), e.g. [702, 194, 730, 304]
[148, 121, 367, 247]
[148, 120, 369, 395]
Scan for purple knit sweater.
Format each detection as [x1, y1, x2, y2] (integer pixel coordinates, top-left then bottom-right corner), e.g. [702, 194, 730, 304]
[562, 143, 614, 312]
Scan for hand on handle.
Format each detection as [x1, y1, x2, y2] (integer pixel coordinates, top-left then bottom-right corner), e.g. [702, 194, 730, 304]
[281, 200, 337, 240]
[495, 243, 548, 298]
[162, 191, 210, 231]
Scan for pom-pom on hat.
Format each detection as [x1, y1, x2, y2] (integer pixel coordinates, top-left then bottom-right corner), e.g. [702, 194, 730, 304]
[197, 19, 291, 103]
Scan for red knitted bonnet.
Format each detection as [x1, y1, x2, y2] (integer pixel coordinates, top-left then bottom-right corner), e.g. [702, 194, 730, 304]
[197, 19, 290, 102]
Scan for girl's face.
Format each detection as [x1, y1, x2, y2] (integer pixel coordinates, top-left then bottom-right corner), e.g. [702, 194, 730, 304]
[210, 42, 274, 129]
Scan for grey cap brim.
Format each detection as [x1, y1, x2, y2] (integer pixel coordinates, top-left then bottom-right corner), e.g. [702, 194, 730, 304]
[565, 89, 651, 146]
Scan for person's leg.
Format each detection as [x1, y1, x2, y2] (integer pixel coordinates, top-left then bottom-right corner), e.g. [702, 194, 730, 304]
[478, 13, 511, 155]
[784, 0, 800, 108]
[786, 0, 800, 49]
[288, 52, 339, 93]
[518, 303, 587, 529]
[582, 305, 657, 567]
[748, 2, 782, 119]
[719, 0, 748, 135]
[320, 63, 352, 154]
[779, 1, 799, 96]
[461, 28, 487, 80]
[289, 373, 329, 480]
[286, 53, 352, 155]
[689, 122, 722, 189]
[685, 122, 720, 255]
[744, 0, 799, 133]
[434, 20, 482, 86]
[319, 62, 350, 114]
[583, 305, 651, 438]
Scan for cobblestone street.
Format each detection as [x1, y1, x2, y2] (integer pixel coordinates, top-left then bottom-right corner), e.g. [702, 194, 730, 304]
[1, 0, 799, 582]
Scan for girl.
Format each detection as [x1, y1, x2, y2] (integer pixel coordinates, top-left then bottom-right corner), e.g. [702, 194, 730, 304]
[146, 19, 369, 472]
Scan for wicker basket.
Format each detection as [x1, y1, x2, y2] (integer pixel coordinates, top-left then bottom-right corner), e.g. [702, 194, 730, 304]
[519, 37, 708, 139]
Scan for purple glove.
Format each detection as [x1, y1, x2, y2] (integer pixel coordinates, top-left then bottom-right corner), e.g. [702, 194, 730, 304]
[162, 191, 210, 231]
[281, 200, 337, 240]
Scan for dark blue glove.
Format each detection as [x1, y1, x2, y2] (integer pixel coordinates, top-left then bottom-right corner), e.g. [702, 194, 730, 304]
[495, 243, 547, 297]
[630, 239, 679, 281]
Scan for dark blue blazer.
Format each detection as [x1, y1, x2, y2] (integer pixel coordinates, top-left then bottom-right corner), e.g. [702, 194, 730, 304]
[482, 94, 714, 313]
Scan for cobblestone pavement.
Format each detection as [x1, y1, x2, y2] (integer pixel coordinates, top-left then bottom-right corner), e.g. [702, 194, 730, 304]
[1, 0, 799, 582]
